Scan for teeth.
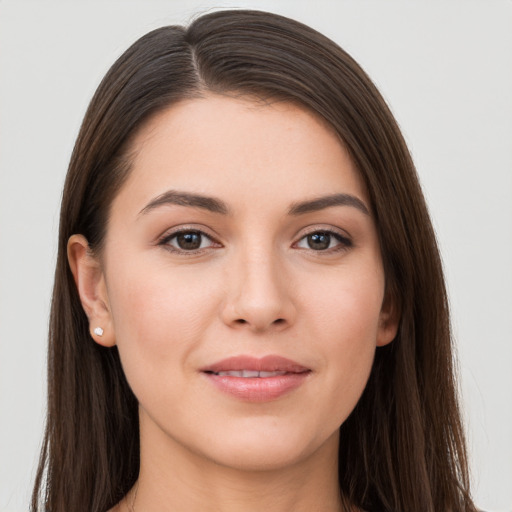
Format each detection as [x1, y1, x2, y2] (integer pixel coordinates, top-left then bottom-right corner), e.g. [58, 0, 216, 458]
[259, 371, 286, 377]
[215, 370, 287, 378]
[242, 370, 260, 378]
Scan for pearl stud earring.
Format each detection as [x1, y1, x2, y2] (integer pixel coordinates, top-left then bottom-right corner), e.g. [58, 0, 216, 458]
[93, 327, 104, 337]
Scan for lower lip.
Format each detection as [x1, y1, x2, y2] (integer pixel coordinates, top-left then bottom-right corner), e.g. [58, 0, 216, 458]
[203, 372, 310, 402]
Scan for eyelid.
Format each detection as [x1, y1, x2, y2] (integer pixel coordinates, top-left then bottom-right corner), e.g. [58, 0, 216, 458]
[292, 225, 353, 252]
[155, 223, 352, 254]
[293, 224, 352, 242]
[157, 225, 223, 253]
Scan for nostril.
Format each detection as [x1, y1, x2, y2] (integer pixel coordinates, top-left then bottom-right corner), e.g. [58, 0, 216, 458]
[232, 318, 285, 328]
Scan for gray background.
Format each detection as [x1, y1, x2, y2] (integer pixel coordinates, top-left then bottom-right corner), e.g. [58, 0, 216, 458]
[1, 1, 511, 511]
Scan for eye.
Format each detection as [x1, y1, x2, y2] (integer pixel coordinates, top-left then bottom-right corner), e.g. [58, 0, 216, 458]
[295, 230, 352, 252]
[160, 229, 219, 252]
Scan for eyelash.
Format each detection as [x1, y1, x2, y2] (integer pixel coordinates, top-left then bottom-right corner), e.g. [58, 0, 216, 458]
[293, 229, 353, 253]
[158, 228, 220, 254]
[157, 227, 353, 255]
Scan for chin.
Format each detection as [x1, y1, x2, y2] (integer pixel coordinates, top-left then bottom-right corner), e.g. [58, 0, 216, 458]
[195, 421, 340, 473]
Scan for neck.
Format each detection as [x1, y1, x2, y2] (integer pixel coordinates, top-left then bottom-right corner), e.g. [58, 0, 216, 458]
[128, 411, 347, 512]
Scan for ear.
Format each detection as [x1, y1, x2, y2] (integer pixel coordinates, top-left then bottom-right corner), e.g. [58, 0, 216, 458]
[67, 234, 116, 347]
[376, 290, 399, 347]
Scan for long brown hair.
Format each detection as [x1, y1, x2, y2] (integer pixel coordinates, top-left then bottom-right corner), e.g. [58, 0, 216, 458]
[32, 9, 476, 512]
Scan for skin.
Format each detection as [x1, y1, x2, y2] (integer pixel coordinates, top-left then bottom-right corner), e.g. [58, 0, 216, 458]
[68, 95, 398, 512]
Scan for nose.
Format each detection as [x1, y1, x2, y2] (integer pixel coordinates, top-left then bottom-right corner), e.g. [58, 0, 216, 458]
[220, 249, 296, 333]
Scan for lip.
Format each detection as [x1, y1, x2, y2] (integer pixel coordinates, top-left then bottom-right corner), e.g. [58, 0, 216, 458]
[200, 355, 311, 402]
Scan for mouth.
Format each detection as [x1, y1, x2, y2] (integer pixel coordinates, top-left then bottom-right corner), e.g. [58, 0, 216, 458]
[200, 355, 311, 402]
[206, 370, 289, 378]
[201, 354, 310, 374]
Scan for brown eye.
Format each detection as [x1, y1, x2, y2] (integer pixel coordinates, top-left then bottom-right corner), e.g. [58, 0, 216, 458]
[176, 232, 202, 250]
[307, 232, 331, 250]
[295, 230, 352, 252]
[162, 230, 217, 252]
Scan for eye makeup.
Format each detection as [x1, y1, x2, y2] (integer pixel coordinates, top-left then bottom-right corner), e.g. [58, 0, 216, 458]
[157, 227, 222, 255]
[156, 223, 353, 258]
[294, 230, 352, 253]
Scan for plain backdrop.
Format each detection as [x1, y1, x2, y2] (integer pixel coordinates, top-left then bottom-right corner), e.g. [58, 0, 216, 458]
[1, 1, 511, 511]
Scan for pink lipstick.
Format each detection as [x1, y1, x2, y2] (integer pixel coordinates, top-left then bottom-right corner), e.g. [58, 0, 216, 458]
[200, 355, 311, 402]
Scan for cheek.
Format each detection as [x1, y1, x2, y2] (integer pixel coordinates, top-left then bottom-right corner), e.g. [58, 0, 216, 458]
[304, 263, 384, 408]
[106, 259, 222, 368]
[306, 261, 384, 344]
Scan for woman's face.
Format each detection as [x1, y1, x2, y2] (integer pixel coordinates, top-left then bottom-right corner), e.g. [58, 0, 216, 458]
[88, 95, 396, 471]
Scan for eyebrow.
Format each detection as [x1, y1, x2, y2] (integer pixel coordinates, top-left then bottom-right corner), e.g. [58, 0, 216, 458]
[288, 193, 370, 216]
[139, 190, 231, 216]
[138, 190, 370, 217]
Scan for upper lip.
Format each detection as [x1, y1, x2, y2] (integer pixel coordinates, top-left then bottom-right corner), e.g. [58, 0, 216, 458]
[200, 355, 310, 374]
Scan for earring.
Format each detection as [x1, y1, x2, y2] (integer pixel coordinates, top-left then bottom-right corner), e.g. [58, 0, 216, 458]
[93, 327, 104, 337]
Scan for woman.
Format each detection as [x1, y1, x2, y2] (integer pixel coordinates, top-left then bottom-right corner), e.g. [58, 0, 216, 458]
[31, 9, 477, 512]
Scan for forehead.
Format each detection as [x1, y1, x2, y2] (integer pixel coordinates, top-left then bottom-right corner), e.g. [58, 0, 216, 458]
[115, 94, 368, 216]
